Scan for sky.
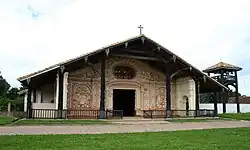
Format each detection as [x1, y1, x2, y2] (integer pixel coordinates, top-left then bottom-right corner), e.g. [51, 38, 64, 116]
[0, 0, 250, 95]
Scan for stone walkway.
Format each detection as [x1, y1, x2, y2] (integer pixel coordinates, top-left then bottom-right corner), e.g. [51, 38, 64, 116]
[0, 120, 250, 135]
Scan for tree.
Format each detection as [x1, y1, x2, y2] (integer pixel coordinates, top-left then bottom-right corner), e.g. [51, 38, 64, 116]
[6, 87, 19, 100]
[0, 71, 10, 97]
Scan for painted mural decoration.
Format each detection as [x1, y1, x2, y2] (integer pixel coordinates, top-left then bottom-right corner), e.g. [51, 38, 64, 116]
[70, 67, 100, 79]
[156, 87, 166, 109]
[113, 66, 135, 79]
[71, 82, 92, 109]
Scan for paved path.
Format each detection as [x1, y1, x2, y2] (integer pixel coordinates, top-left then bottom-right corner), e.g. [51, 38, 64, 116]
[0, 120, 250, 135]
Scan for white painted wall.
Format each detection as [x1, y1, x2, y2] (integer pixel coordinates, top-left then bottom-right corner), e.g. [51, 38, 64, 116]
[63, 72, 69, 109]
[200, 103, 250, 114]
[24, 93, 27, 112]
[33, 103, 56, 109]
[175, 77, 195, 110]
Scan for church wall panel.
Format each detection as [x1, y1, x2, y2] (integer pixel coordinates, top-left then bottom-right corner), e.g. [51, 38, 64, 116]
[175, 77, 196, 110]
[66, 56, 194, 113]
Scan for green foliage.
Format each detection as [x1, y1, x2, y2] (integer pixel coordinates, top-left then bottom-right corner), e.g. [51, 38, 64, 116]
[11, 96, 24, 111]
[6, 87, 19, 100]
[0, 71, 10, 97]
[0, 71, 24, 111]
[1, 128, 250, 149]
[0, 97, 8, 111]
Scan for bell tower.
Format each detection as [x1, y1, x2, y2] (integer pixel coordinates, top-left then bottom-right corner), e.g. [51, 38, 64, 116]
[203, 62, 242, 113]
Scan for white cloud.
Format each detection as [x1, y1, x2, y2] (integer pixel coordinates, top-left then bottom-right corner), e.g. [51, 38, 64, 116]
[0, 0, 250, 95]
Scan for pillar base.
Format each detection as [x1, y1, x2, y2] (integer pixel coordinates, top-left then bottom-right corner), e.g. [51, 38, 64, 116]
[165, 110, 172, 118]
[99, 110, 106, 119]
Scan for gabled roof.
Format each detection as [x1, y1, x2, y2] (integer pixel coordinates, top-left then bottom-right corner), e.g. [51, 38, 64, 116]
[17, 35, 144, 81]
[203, 62, 242, 73]
[17, 34, 228, 90]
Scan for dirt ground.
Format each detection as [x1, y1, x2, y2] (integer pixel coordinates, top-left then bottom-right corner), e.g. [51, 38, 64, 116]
[0, 120, 250, 135]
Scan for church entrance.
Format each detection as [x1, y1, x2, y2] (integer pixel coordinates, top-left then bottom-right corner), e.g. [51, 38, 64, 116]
[113, 89, 135, 116]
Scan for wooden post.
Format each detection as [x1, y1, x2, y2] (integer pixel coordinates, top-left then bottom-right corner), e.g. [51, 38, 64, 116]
[220, 71, 226, 113]
[58, 66, 64, 118]
[213, 92, 218, 116]
[235, 71, 240, 113]
[27, 85, 32, 118]
[100, 56, 106, 119]
[220, 91, 226, 113]
[195, 81, 200, 117]
[165, 67, 171, 118]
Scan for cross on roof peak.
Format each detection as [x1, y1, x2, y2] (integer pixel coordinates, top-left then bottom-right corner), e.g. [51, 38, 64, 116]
[138, 25, 143, 35]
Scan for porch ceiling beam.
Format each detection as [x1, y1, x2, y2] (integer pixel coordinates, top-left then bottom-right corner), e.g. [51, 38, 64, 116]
[114, 48, 148, 54]
[111, 54, 161, 61]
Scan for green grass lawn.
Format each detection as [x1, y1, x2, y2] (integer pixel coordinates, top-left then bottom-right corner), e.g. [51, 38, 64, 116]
[12, 119, 109, 126]
[0, 128, 250, 150]
[219, 113, 250, 121]
[0, 116, 17, 125]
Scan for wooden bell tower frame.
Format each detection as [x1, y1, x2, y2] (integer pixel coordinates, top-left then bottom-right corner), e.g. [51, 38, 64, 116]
[203, 62, 242, 113]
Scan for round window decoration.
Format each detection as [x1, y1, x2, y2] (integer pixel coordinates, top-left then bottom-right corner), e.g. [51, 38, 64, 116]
[114, 66, 135, 79]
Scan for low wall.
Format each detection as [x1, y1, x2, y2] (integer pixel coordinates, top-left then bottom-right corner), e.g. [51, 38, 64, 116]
[32, 103, 57, 118]
[200, 103, 250, 114]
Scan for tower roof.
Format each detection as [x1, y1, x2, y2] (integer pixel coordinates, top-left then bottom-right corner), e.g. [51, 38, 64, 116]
[203, 62, 242, 73]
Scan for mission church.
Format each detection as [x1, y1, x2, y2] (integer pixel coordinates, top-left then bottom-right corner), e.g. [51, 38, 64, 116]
[17, 34, 227, 119]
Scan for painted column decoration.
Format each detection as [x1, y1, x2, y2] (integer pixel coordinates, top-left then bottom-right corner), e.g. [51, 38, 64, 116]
[63, 72, 69, 109]
[24, 92, 28, 112]
[55, 73, 59, 110]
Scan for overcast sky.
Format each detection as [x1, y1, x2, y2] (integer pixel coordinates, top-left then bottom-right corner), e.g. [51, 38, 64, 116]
[0, 0, 250, 95]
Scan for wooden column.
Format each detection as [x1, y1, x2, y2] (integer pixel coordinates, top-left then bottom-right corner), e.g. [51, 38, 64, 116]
[26, 80, 32, 118]
[213, 92, 218, 116]
[57, 66, 64, 118]
[195, 81, 200, 117]
[100, 56, 106, 119]
[220, 91, 226, 113]
[165, 67, 171, 118]
[220, 71, 226, 113]
[235, 71, 240, 113]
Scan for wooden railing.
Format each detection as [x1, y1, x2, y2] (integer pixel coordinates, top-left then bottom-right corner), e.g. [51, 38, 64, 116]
[29, 109, 215, 119]
[31, 109, 123, 119]
[143, 109, 215, 118]
[106, 110, 123, 119]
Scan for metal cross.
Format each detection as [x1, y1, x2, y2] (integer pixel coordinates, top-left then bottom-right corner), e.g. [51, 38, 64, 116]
[138, 25, 143, 35]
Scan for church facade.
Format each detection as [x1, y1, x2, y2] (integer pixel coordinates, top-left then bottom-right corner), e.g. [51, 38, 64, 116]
[18, 35, 227, 119]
